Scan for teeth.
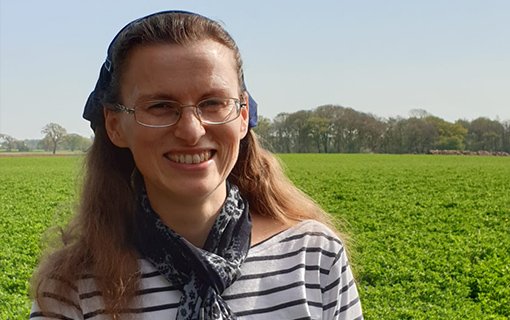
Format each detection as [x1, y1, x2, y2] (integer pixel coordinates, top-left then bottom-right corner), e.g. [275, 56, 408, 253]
[168, 151, 211, 164]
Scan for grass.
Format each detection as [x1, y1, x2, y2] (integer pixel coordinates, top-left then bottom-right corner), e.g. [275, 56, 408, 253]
[0, 157, 81, 319]
[279, 154, 510, 319]
[1, 154, 509, 319]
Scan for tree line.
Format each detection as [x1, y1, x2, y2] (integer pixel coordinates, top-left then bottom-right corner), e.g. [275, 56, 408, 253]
[253, 105, 510, 154]
[2, 108, 509, 155]
[0, 123, 92, 154]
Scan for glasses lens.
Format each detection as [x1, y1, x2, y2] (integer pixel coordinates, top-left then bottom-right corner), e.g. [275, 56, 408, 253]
[198, 98, 238, 124]
[131, 98, 241, 127]
[136, 101, 181, 126]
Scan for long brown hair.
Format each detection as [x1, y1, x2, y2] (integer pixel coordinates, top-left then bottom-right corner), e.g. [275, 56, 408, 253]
[32, 12, 341, 316]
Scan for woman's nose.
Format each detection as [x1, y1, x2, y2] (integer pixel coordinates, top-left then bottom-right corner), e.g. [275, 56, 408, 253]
[173, 107, 206, 145]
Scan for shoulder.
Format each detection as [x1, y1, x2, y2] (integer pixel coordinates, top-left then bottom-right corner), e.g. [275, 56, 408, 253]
[248, 220, 345, 267]
[227, 221, 362, 318]
[252, 220, 343, 249]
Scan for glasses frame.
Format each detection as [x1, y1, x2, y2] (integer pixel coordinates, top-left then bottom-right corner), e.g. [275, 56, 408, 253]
[113, 97, 247, 128]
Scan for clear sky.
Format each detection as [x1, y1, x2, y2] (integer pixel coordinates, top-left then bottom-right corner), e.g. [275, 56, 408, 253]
[1, 0, 509, 140]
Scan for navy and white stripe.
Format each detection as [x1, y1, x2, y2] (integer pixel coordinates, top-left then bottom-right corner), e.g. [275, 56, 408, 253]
[31, 220, 363, 319]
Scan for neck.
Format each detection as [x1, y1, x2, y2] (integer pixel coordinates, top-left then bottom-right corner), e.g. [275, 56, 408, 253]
[145, 184, 227, 248]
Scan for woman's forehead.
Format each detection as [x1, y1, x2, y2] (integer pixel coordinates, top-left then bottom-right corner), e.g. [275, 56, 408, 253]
[123, 40, 237, 72]
[119, 42, 240, 101]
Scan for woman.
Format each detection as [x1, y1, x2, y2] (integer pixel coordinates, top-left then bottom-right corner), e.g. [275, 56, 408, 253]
[31, 10, 363, 319]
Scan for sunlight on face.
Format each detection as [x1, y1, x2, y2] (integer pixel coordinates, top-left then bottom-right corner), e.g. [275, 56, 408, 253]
[106, 40, 249, 209]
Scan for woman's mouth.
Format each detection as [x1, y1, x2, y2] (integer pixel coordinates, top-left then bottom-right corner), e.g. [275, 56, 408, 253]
[166, 150, 213, 164]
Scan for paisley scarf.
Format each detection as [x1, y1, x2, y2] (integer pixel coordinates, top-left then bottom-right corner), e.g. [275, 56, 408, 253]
[133, 182, 251, 319]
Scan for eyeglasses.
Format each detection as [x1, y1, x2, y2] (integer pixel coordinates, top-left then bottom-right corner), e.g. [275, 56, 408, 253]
[113, 97, 246, 128]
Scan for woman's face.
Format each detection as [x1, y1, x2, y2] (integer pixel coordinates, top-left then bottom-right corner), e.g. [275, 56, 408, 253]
[105, 40, 249, 205]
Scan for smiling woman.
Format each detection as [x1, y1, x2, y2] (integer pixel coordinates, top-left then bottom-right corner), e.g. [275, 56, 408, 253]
[105, 41, 249, 234]
[30, 10, 363, 320]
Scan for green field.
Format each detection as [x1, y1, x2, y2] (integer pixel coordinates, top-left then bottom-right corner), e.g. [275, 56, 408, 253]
[1, 154, 509, 319]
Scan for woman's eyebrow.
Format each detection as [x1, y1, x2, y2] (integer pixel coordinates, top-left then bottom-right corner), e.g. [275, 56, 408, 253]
[135, 89, 235, 103]
[135, 93, 179, 102]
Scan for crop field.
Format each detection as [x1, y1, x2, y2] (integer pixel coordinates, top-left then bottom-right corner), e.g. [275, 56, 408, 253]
[1, 154, 509, 319]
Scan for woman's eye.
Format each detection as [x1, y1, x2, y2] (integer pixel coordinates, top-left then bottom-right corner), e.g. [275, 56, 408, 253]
[200, 99, 226, 110]
[146, 102, 178, 113]
[148, 103, 169, 109]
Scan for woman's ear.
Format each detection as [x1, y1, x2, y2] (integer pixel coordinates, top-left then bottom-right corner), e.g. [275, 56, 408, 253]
[240, 92, 249, 138]
[104, 107, 129, 148]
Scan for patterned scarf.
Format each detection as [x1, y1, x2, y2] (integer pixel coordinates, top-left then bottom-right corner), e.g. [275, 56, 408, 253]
[133, 182, 251, 319]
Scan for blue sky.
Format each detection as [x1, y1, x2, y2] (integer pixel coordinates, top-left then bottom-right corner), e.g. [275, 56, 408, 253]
[1, 0, 509, 139]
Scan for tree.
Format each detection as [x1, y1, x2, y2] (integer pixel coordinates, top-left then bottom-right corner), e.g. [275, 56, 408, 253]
[401, 117, 438, 153]
[272, 113, 292, 153]
[285, 110, 313, 153]
[465, 117, 504, 151]
[252, 107, 508, 155]
[426, 116, 467, 150]
[314, 105, 346, 153]
[380, 117, 405, 153]
[0, 134, 17, 151]
[307, 116, 331, 153]
[24, 139, 41, 150]
[334, 108, 364, 153]
[41, 123, 67, 154]
[252, 116, 274, 151]
[358, 114, 386, 153]
[502, 120, 510, 153]
[64, 133, 92, 152]
[408, 108, 431, 119]
[15, 140, 30, 152]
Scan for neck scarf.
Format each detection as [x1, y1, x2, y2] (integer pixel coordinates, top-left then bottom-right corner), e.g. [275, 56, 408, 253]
[133, 182, 251, 319]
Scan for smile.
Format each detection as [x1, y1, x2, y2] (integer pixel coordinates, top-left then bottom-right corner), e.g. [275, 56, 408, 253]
[166, 151, 213, 164]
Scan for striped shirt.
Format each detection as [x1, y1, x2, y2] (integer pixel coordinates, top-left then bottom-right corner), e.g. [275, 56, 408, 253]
[31, 220, 363, 319]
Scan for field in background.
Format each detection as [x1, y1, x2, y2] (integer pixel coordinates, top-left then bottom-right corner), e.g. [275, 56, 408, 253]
[0, 157, 81, 319]
[1, 155, 509, 319]
[280, 154, 510, 319]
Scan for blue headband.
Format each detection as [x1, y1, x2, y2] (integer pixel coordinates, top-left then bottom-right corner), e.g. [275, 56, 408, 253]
[83, 10, 257, 131]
